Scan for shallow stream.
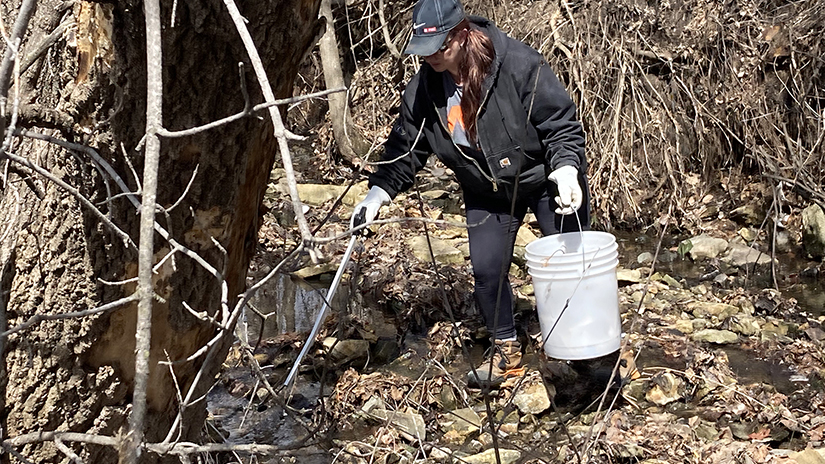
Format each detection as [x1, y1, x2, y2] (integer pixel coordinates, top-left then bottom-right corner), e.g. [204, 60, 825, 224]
[207, 231, 824, 457]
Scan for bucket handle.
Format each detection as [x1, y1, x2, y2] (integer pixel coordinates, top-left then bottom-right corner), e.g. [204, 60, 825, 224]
[559, 210, 587, 273]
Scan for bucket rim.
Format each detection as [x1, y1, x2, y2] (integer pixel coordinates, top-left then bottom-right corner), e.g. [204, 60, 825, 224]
[527, 257, 618, 272]
[527, 259, 619, 279]
[525, 243, 618, 263]
[524, 231, 617, 257]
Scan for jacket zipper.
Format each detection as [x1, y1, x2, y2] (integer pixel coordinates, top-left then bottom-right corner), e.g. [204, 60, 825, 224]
[474, 85, 498, 192]
[434, 101, 499, 192]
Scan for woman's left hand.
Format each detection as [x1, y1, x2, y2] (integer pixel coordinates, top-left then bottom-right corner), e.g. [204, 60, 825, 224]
[548, 165, 582, 215]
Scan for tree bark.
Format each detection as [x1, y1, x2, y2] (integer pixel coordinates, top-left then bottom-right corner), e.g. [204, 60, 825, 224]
[0, 0, 322, 462]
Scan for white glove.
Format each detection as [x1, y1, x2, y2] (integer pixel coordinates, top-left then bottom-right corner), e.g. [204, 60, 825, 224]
[548, 165, 582, 215]
[351, 186, 391, 231]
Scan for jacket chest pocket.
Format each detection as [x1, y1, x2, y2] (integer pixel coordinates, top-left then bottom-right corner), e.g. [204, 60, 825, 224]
[485, 145, 522, 182]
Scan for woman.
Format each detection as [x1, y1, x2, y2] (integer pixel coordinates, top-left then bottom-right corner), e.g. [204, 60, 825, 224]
[352, 0, 590, 387]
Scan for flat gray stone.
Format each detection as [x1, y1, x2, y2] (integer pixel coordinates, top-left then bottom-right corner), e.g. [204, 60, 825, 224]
[407, 235, 464, 265]
[681, 234, 729, 260]
[728, 315, 761, 336]
[461, 448, 521, 464]
[617, 267, 643, 283]
[420, 189, 448, 200]
[692, 329, 739, 344]
[722, 242, 774, 267]
[293, 182, 366, 207]
[368, 408, 427, 441]
[688, 302, 740, 319]
[440, 407, 481, 436]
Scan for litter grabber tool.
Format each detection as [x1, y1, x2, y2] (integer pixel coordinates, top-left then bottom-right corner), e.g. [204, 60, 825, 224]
[284, 209, 367, 388]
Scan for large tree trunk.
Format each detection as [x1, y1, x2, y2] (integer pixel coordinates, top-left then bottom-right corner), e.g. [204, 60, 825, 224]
[0, 0, 321, 462]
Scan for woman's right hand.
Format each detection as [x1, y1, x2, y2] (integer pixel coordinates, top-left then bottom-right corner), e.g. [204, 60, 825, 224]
[351, 186, 391, 232]
[548, 165, 582, 215]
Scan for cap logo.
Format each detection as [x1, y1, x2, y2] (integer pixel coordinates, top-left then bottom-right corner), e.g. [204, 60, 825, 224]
[423, 26, 437, 33]
[413, 22, 426, 29]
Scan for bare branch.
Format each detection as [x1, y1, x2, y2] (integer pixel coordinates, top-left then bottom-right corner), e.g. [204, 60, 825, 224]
[6, 431, 319, 463]
[0, 0, 37, 107]
[53, 438, 84, 464]
[98, 276, 139, 286]
[3, 431, 117, 448]
[0, 294, 138, 339]
[156, 87, 345, 139]
[17, 129, 114, 208]
[221, 0, 318, 259]
[165, 164, 198, 212]
[4, 162, 44, 198]
[162, 350, 186, 446]
[2, 41, 22, 154]
[179, 301, 221, 326]
[123, 0, 163, 462]
[120, 142, 142, 193]
[377, 0, 401, 59]
[2, 150, 135, 248]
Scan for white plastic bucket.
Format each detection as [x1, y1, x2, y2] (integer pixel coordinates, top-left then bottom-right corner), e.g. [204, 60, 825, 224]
[526, 231, 622, 360]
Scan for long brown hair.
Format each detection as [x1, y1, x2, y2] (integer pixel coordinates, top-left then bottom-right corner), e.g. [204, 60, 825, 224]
[452, 19, 494, 144]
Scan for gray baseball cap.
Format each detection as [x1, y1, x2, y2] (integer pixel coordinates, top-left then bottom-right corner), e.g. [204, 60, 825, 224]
[404, 0, 466, 56]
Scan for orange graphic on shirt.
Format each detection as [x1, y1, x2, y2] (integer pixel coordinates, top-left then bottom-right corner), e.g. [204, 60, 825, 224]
[447, 105, 464, 134]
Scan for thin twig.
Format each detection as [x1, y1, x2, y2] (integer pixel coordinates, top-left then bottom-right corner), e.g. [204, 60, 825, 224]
[53, 438, 84, 464]
[377, 0, 401, 59]
[17, 129, 114, 208]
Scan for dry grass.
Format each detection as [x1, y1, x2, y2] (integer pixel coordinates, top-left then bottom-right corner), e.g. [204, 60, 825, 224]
[294, 0, 825, 232]
[489, 0, 825, 229]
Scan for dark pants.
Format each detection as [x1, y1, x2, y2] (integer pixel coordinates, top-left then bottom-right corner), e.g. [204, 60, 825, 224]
[465, 177, 590, 340]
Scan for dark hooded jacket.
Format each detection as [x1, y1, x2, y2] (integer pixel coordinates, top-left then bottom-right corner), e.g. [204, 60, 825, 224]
[369, 16, 586, 202]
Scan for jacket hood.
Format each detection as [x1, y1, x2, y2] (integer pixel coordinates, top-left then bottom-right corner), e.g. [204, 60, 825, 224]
[468, 15, 506, 92]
